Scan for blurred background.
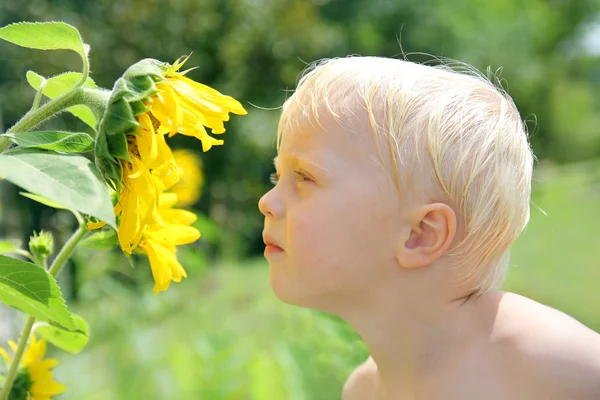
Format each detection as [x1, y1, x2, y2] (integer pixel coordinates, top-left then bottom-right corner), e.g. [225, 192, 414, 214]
[1, 0, 600, 398]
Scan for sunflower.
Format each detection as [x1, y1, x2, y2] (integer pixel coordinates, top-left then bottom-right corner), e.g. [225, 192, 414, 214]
[0, 335, 65, 400]
[92, 56, 246, 293]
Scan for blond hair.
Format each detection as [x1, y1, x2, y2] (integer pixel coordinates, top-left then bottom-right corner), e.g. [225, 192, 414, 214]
[278, 56, 534, 294]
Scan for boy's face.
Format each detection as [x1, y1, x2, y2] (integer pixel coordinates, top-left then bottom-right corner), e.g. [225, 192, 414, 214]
[259, 108, 410, 310]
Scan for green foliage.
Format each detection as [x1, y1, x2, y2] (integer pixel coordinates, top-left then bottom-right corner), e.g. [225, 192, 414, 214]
[503, 161, 600, 329]
[0, 152, 116, 229]
[34, 314, 89, 354]
[26, 71, 98, 129]
[56, 261, 366, 400]
[0, 21, 87, 61]
[4, 131, 94, 153]
[0, 241, 23, 256]
[0, 255, 76, 331]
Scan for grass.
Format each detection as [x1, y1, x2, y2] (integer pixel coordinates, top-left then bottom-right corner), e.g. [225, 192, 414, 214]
[503, 161, 600, 331]
[54, 162, 599, 399]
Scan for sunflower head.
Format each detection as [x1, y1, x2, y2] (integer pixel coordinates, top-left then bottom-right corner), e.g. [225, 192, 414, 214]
[95, 58, 169, 190]
[92, 55, 246, 293]
[94, 55, 246, 191]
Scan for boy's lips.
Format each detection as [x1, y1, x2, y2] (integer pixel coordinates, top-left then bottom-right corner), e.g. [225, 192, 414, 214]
[263, 234, 284, 254]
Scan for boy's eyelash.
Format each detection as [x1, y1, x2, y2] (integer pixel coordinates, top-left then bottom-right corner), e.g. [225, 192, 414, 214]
[269, 171, 311, 185]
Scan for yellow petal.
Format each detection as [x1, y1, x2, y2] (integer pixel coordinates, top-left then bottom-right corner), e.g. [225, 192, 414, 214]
[159, 209, 198, 225]
[148, 101, 173, 133]
[156, 83, 183, 135]
[137, 114, 159, 166]
[140, 238, 187, 294]
[23, 336, 46, 366]
[159, 193, 179, 209]
[179, 76, 247, 115]
[0, 347, 11, 363]
[117, 167, 158, 254]
[86, 220, 106, 231]
[146, 224, 200, 246]
[30, 378, 66, 397]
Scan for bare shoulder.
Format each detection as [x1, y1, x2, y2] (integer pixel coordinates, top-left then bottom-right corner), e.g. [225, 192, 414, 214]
[494, 292, 600, 398]
[342, 356, 379, 400]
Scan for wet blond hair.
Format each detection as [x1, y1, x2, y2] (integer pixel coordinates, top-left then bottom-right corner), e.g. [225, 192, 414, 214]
[277, 56, 534, 295]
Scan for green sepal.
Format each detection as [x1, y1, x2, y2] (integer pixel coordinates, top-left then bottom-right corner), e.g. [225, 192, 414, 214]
[94, 58, 171, 190]
[10, 369, 33, 400]
[130, 100, 150, 116]
[79, 229, 118, 250]
[101, 96, 140, 138]
[106, 127, 131, 161]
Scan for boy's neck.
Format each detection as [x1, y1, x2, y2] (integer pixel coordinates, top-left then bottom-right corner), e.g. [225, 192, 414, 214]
[341, 288, 504, 396]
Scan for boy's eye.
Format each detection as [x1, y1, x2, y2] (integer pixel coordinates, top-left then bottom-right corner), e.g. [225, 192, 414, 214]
[294, 170, 312, 183]
[269, 171, 312, 185]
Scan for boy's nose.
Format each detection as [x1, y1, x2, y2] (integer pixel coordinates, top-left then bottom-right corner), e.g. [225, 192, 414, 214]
[258, 188, 283, 218]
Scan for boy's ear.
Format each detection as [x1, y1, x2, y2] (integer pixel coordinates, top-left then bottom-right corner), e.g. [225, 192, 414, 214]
[396, 203, 457, 269]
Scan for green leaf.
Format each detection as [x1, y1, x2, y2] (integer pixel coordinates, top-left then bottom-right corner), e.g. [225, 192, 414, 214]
[20, 192, 70, 210]
[0, 255, 76, 330]
[19, 192, 84, 226]
[79, 230, 118, 250]
[0, 21, 86, 62]
[0, 152, 116, 229]
[34, 314, 89, 354]
[0, 241, 20, 255]
[0, 240, 31, 260]
[5, 131, 94, 153]
[27, 71, 97, 129]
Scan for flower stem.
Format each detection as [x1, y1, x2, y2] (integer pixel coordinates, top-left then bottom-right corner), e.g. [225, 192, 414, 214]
[48, 224, 87, 278]
[29, 79, 48, 113]
[0, 88, 84, 153]
[0, 316, 35, 400]
[0, 225, 87, 399]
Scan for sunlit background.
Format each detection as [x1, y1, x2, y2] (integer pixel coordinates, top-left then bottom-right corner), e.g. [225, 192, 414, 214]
[1, 0, 599, 399]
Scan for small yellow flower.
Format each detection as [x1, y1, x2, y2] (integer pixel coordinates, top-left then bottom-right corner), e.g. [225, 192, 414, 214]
[0, 335, 65, 400]
[170, 149, 204, 207]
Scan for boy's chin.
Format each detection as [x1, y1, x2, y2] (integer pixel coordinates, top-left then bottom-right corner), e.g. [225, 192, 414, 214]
[269, 269, 345, 313]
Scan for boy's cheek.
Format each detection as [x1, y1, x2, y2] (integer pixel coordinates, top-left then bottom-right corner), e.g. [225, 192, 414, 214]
[290, 214, 324, 250]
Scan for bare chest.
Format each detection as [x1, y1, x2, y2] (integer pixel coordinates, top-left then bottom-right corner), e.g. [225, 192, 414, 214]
[375, 355, 539, 400]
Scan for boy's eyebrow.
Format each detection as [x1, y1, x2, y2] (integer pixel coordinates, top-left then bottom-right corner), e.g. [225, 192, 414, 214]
[273, 154, 327, 172]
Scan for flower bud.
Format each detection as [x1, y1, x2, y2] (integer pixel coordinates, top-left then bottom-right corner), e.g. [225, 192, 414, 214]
[28, 230, 54, 264]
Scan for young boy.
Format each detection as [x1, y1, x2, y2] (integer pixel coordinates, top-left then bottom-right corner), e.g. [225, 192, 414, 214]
[258, 56, 600, 399]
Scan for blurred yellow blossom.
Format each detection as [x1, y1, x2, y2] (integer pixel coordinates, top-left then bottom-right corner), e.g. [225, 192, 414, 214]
[0, 335, 65, 400]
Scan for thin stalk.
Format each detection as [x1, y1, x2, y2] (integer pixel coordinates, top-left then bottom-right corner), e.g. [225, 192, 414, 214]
[0, 316, 35, 400]
[0, 88, 84, 153]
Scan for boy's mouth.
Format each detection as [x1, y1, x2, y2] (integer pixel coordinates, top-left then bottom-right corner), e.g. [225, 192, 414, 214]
[263, 234, 284, 254]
